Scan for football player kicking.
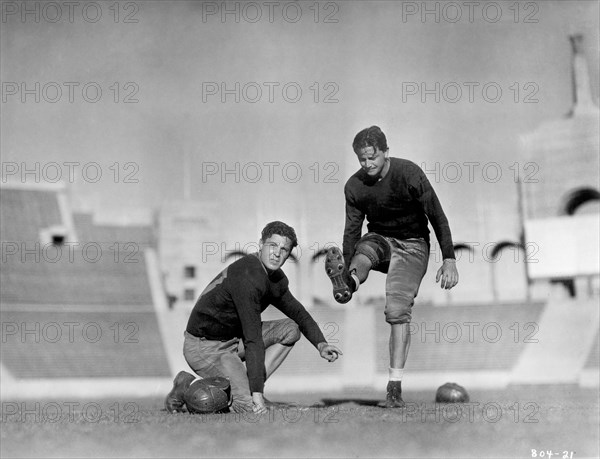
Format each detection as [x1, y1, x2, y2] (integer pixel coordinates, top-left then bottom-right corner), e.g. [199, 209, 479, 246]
[325, 126, 459, 408]
[166, 221, 342, 415]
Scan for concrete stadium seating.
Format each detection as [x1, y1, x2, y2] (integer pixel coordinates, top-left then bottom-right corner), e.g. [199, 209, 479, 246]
[1, 184, 171, 393]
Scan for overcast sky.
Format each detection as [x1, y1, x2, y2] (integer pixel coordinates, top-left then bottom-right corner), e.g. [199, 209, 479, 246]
[1, 0, 599, 249]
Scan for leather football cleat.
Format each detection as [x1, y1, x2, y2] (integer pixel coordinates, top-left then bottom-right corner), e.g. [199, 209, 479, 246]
[324, 247, 354, 304]
[380, 381, 406, 408]
[165, 371, 196, 413]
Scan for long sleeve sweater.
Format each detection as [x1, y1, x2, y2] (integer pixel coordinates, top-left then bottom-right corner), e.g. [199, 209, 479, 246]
[343, 157, 455, 263]
[186, 253, 326, 393]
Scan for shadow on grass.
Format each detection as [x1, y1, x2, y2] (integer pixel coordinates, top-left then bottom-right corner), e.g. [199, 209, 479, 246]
[319, 398, 382, 407]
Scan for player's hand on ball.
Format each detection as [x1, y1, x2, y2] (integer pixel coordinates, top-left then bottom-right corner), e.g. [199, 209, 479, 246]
[318, 342, 343, 362]
[436, 259, 459, 290]
[252, 392, 268, 414]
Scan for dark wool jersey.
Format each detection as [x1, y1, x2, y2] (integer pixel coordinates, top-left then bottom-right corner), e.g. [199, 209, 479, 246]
[186, 253, 326, 393]
[343, 157, 455, 262]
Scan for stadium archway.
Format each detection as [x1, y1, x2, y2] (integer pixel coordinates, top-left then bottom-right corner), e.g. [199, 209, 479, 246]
[490, 241, 525, 261]
[453, 243, 474, 254]
[559, 187, 600, 216]
[311, 248, 328, 262]
[549, 187, 599, 297]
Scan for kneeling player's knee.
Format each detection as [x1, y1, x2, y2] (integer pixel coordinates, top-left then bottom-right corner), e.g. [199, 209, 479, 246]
[279, 320, 301, 345]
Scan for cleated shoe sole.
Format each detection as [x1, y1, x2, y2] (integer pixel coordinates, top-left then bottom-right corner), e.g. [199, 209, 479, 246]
[325, 247, 352, 304]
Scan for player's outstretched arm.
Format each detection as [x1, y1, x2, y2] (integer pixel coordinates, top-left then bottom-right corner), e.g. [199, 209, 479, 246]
[436, 259, 459, 290]
[318, 342, 343, 362]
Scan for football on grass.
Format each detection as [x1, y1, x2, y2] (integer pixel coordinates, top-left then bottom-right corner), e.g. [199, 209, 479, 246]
[184, 377, 231, 414]
[435, 382, 470, 403]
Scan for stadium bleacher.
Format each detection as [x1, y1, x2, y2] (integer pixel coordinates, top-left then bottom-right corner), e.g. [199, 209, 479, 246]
[375, 302, 546, 372]
[1, 188, 63, 242]
[0, 184, 171, 388]
[2, 183, 597, 397]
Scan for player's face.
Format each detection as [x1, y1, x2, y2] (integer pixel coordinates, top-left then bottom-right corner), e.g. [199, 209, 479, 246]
[259, 234, 293, 271]
[356, 146, 389, 178]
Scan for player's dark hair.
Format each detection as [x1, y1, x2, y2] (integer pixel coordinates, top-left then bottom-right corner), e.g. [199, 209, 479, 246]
[261, 221, 298, 248]
[352, 125, 389, 154]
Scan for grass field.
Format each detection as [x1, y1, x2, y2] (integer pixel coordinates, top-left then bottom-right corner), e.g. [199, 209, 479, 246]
[1, 385, 598, 459]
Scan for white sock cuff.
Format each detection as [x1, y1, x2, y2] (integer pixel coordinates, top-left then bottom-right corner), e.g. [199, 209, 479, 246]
[351, 273, 360, 292]
[389, 367, 404, 381]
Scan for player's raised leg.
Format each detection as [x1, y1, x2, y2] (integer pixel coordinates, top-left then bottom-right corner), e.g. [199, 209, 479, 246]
[326, 233, 391, 304]
[325, 247, 356, 303]
[325, 248, 374, 303]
